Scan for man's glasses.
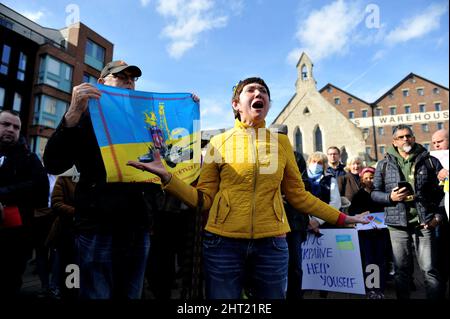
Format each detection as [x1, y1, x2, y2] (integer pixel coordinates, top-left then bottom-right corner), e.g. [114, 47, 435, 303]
[395, 134, 412, 140]
[110, 72, 139, 82]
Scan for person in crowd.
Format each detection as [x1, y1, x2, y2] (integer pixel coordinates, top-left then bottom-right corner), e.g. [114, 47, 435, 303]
[145, 192, 199, 299]
[305, 152, 342, 233]
[269, 124, 309, 300]
[349, 166, 388, 299]
[0, 110, 49, 298]
[46, 166, 79, 299]
[432, 128, 449, 182]
[32, 172, 57, 298]
[431, 128, 449, 297]
[43, 60, 165, 299]
[338, 156, 364, 202]
[371, 124, 445, 299]
[127, 77, 367, 299]
[326, 146, 346, 178]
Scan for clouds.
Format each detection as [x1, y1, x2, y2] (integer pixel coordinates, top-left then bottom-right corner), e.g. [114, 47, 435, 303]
[140, 0, 151, 7]
[200, 97, 233, 130]
[288, 0, 364, 64]
[385, 2, 448, 45]
[21, 10, 45, 22]
[156, 0, 231, 59]
[288, 1, 449, 64]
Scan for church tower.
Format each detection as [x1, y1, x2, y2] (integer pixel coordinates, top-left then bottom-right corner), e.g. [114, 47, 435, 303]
[295, 52, 317, 94]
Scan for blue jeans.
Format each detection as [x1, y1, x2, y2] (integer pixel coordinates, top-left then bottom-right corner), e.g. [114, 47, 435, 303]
[75, 230, 150, 299]
[286, 230, 307, 299]
[358, 229, 388, 294]
[388, 224, 444, 299]
[202, 232, 289, 299]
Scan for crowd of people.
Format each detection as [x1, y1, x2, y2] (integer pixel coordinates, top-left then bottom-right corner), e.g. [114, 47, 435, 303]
[0, 59, 448, 300]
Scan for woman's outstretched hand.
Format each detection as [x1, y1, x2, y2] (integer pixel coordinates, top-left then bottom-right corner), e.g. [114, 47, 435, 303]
[344, 211, 370, 226]
[127, 151, 172, 183]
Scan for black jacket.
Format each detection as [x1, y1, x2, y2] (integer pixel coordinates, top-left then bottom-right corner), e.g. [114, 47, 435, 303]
[0, 143, 49, 228]
[43, 113, 161, 234]
[371, 146, 444, 227]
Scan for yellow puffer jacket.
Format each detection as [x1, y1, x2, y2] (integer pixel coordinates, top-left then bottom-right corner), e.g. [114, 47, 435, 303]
[164, 119, 343, 239]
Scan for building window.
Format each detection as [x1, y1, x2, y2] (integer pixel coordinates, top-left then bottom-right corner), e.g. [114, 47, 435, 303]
[348, 97, 353, 104]
[1, 44, 11, 75]
[388, 92, 394, 99]
[419, 104, 426, 113]
[327, 86, 332, 93]
[361, 109, 368, 118]
[17, 52, 27, 81]
[0, 87, 5, 108]
[421, 123, 429, 132]
[83, 73, 97, 84]
[409, 77, 416, 83]
[38, 55, 73, 93]
[365, 146, 371, 155]
[334, 97, 341, 105]
[389, 107, 396, 115]
[33, 95, 68, 129]
[375, 108, 382, 116]
[378, 127, 384, 136]
[363, 128, 370, 137]
[433, 87, 440, 95]
[423, 143, 430, 151]
[435, 102, 442, 111]
[380, 146, 386, 155]
[85, 39, 105, 71]
[405, 105, 411, 114]
[294, 127, 303, 154]
[13, 92, 21, 112]
[314, 126, 323, 152]
[437, 122, 444, 130]
[348, 111, 354, 119]
[417, 88, 424, 96]
[402, 89, 409, 97]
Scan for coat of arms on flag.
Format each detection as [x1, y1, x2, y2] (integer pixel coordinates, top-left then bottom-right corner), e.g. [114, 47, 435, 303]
[89, 84, 201, 184]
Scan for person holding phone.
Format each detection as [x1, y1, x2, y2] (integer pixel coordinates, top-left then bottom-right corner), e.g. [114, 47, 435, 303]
[371, 124, 446, 299]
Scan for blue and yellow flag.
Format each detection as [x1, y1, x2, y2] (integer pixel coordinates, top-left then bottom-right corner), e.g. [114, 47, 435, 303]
[88, 84, 201, 184]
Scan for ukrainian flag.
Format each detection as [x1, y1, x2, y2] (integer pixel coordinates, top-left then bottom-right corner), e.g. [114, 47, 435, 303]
[89, 84, 201, 184]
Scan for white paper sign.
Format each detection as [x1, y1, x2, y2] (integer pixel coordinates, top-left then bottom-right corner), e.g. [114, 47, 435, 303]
[430, 150, 449, 169]
[301, 228, 365, 294]
[355, 212, 387, 231]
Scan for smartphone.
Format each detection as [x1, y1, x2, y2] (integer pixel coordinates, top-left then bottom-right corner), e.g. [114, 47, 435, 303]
[397, 181, 414, 194]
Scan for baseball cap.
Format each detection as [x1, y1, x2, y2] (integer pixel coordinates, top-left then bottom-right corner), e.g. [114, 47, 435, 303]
[100, 60, 142, 79]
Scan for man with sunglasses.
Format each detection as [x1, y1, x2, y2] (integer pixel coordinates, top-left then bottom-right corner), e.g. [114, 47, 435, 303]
[371, 124, 446, 299]
[43, 60, 161, 299]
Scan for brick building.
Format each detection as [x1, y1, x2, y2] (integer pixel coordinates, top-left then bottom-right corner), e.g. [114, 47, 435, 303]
[0, 3, 113, 157]
[320, 73, 449, 161]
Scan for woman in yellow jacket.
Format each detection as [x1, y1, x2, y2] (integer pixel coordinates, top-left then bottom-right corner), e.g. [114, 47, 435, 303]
[128, 77, 367, 299]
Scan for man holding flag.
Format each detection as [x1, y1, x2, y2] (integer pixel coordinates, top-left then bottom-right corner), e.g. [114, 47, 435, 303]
[44, 60, 162, 299]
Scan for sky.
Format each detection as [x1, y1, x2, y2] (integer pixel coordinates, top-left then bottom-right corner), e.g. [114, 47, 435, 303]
[3, 0, 449, 130]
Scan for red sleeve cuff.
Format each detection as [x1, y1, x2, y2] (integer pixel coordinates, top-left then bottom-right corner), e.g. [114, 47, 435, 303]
[336, 213, 347, 227]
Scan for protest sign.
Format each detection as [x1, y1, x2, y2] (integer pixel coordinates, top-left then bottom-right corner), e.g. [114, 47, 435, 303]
[301, 228, 365, 294]
[355, 212, 386, 231]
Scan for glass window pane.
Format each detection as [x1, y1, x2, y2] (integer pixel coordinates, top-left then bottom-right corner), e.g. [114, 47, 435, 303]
[1, 45, 11, 63]
[0, 65, 7, 75]
[47, 57, 60, 75]
[0, 87, 5, 108]
[13, 92, 22, 112]
[18, 52, 27, 70]
[17, 71, 25, 81]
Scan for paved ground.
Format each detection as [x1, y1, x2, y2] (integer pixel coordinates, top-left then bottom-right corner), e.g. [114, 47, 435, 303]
[19, 252, 438, 300]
